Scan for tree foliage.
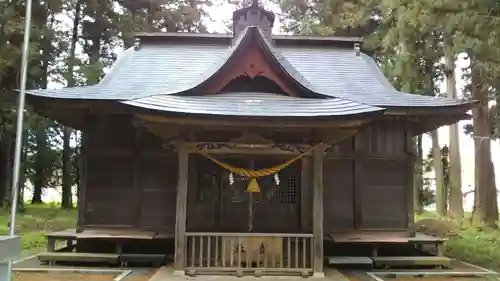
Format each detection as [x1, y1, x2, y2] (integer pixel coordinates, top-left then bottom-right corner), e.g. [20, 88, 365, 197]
[0, 0, 212, 209]
[277, 0, 499, 223]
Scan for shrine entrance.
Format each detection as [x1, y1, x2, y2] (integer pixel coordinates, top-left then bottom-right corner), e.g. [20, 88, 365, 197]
[188, 155, 301, 234]
[184, 152, 313, 276]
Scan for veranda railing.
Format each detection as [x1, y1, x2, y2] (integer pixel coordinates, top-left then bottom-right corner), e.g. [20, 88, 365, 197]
[184, 232, 314, 277]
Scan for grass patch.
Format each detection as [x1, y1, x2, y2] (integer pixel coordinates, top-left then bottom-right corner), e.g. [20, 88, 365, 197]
[415, 212, 500, 272]
[0, 203, 77, 256]
[445, 224, 500, 271]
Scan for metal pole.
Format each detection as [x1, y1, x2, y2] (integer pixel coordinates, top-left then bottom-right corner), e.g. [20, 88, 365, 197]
[6, 0, 33, 279]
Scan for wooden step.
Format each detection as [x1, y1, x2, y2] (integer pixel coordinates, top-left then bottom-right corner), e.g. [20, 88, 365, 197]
[38, 252, 119, 265]
[327, 256, 373, 266]
[119, 253, 166, 265]
[372, 256, 452, 268]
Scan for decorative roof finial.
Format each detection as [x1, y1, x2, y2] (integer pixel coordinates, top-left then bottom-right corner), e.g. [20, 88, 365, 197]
[134, 38, 141, 50]
[232, 0, 275, 41]
[354, 42, 360, 56]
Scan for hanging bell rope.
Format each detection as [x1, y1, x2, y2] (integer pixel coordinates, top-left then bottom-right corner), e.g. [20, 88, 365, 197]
[186, 143, 322, 193]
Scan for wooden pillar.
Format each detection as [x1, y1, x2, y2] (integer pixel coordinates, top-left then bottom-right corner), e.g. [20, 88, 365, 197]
[174, 142, 189, 274]
[312, 144, 325, 277]
[133, 128, 142, 228]
[353, 134, 364, 229]
[300, 157, 311, 232]
[405, 121, 415, 236]
[76, 116, 90, 233]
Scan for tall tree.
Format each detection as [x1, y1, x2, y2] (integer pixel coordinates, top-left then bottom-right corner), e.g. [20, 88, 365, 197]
[444, 48, 464, 218]
[449, 0, 500, 224]
[32, 122, 49, 204]
[431, 130, 446, 216]
[470, 58, 498, 225]
[61, 0, 83, 209]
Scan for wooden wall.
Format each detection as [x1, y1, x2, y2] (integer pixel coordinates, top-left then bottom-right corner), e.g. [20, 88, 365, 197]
[81, 116, 412, 235]
[83, 114, 178, 232]
[322, 120, 411, 234]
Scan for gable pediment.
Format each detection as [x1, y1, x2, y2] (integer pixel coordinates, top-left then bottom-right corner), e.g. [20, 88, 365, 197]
[196, 27, 319, 98]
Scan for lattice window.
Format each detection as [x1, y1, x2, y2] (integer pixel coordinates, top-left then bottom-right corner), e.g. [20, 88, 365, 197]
[273, 175, 298, 204]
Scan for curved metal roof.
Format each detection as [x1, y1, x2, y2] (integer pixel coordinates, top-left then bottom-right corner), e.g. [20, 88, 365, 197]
[24, 27, 473, 111]
[123, 92, 384, 117]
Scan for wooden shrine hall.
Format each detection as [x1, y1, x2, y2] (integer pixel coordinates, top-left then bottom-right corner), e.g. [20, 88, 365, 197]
[23, 1, 476, 277]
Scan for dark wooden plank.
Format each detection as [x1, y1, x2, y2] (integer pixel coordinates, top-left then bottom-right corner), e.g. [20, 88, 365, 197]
[139, 153, 177, 230]
[75, 228, 157, 239]
[323, 158, 355, 232]
[312, 144, 325, 276]
[174, 141, 189, 272]
[410, 233, 446, 243]
[372, 256, 452, 268]
[46, 229, 77, 239]
[38, 252, 119, 264]
[120, 253, 166, 265]
[136, 114, 369, 129]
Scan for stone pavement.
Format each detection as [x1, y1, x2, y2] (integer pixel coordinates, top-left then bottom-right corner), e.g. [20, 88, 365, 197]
[148, 266, 351, 281]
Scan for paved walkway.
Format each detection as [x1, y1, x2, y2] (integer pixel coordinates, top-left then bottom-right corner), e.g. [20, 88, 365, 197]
[148, 267, 350, 281]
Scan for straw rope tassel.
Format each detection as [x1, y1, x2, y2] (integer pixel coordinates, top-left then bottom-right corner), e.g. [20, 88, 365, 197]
[186, 144, 320, 193]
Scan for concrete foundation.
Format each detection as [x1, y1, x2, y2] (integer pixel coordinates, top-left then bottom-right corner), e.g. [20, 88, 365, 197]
[0, 236, 20, 281]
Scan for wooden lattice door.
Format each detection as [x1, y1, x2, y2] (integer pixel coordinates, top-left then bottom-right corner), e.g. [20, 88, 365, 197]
[251, 158, 301, 233]
[218, 157, 301, 233]
[190, 155, 301, 233]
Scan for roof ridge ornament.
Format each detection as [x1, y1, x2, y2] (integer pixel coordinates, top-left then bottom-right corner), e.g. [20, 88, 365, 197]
[354, 42, 360, 56]
[134, 38, 141, 50]
[232, 0, 275, 41]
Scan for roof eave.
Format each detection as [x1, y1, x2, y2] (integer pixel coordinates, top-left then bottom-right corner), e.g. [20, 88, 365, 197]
[384, 100, 478, 116]
[135, 31, 363, 48]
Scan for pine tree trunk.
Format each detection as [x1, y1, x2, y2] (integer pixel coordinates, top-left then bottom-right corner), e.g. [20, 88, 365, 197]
[445, 52, 464, 218]
[30, 9, 54, 205]
[61, 1, 81, 209]
[1, 138, 14, 208]
[471, 57, 498, 226]
[61, 127, 73, 209]
[32, 127, 46, 204]
[489, 159, 498, 219]
[432, 130, 446, 216]
[413, 136, 423, 214]
[0, 138, 9, 207]
[18, 143, 26, 212]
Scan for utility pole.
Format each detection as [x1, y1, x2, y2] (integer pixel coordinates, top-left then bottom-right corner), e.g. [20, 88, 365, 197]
[3, 0, 33, 280]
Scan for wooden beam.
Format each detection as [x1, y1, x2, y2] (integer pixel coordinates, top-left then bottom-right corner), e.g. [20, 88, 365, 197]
[385, 103, 476, 116]
[135, 114, 372, 129]
[312, 144, 326, 277]
[174, 141, 189, 273]
[188, 142, 312, 155]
